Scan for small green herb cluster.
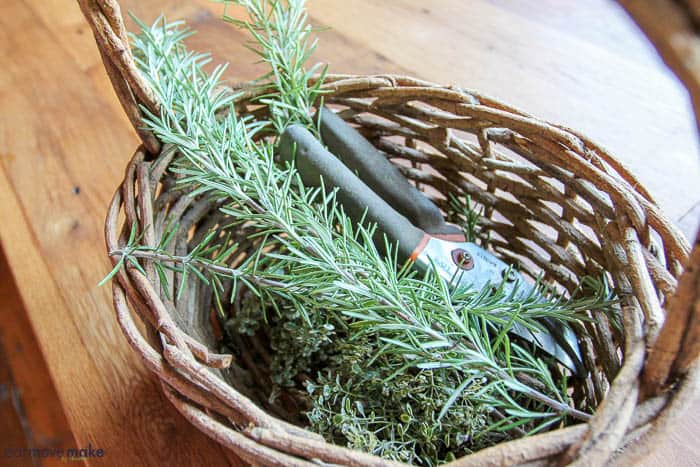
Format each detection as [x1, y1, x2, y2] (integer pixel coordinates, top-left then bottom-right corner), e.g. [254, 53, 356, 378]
[105, 2, 619, 465]
[306, 335, 492, 464]
[228, 288, 338, 388]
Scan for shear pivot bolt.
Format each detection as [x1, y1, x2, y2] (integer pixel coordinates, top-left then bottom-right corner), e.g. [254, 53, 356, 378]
[501, 269, 517, 283]
[451, 248, 474, 270]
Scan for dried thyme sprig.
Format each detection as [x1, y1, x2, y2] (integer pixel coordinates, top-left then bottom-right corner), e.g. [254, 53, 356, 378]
[107, 7, 618, 464]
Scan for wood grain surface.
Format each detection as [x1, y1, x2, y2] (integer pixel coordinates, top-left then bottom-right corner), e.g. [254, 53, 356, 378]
[0, 0, 698, 466]
[0, 244, 78, 467]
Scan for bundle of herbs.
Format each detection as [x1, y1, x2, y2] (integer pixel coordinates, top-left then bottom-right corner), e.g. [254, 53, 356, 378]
[106, 1, 618, 464]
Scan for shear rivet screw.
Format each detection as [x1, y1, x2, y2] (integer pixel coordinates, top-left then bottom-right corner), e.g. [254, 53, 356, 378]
[451, 248, 474, 270]
[501, 269, 517, 283]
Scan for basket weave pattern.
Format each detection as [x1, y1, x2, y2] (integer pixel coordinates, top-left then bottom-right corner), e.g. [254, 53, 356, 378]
[82, 0, 700, 465]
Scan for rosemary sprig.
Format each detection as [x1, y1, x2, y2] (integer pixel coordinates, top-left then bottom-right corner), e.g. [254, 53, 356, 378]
[220, 0, 328, 136]
[108, 6, 618, 464]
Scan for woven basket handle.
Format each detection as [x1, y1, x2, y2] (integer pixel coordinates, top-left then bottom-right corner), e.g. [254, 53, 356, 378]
[77, 0, 161, 154]
[618, 0, 700, 397]
[78, 0, 700, 397]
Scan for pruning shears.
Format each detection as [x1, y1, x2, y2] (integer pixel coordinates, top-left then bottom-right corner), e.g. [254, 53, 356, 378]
[278, 108, 584, 375]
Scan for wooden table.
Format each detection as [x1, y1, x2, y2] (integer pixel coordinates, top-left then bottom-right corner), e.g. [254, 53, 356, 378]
[1, 0, 699, 465]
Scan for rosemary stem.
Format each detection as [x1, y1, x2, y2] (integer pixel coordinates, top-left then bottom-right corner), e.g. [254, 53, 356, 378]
[109, 248, 291, 289]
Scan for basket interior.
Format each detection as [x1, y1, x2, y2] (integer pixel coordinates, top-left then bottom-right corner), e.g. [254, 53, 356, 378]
[118, 77, 688, 453]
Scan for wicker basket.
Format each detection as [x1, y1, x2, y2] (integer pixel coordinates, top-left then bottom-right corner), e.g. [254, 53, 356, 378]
[80, 0, 700, 465]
